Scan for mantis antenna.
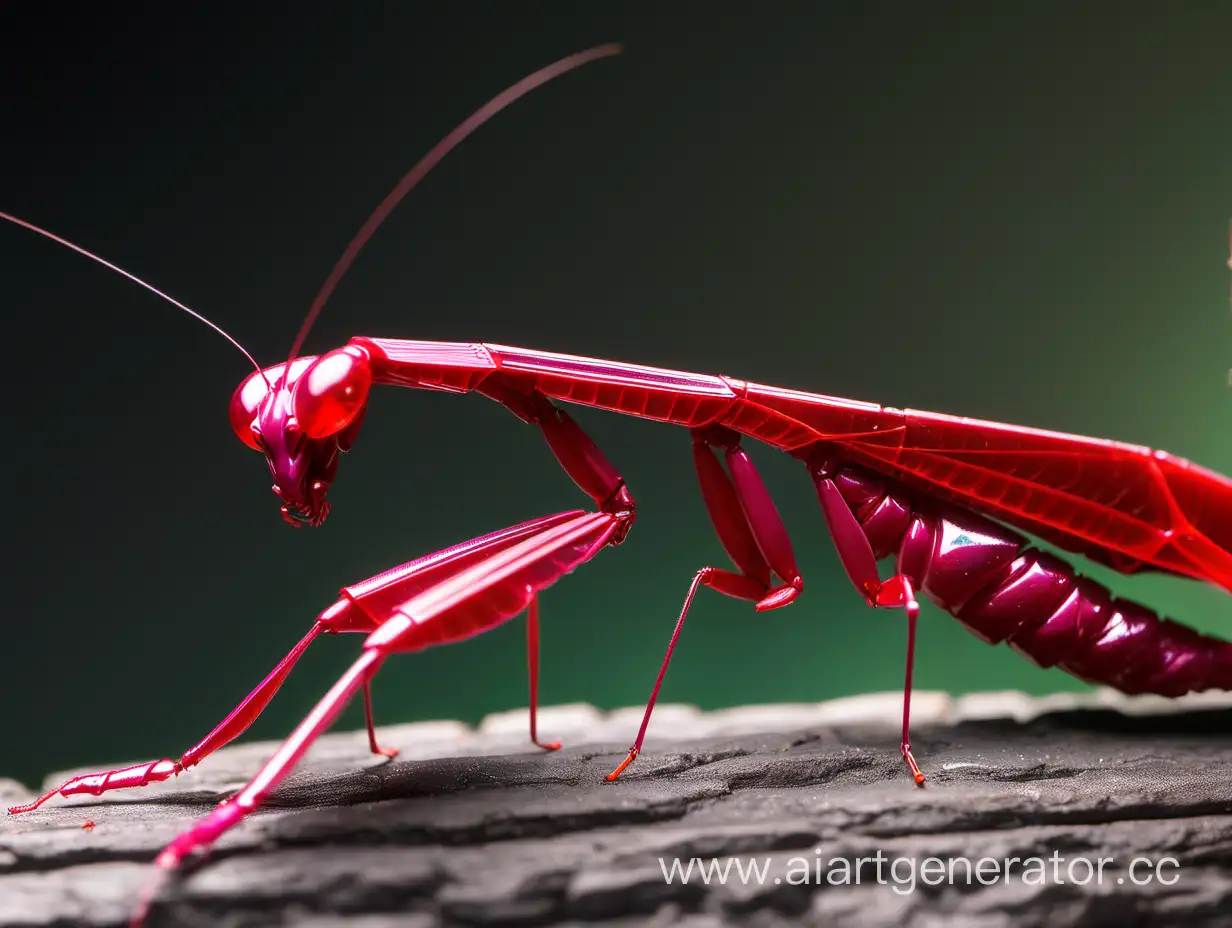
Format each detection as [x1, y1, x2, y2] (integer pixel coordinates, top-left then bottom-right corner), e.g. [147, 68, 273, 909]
[286, 42, 623, 363]
[0, 209, 269, 386]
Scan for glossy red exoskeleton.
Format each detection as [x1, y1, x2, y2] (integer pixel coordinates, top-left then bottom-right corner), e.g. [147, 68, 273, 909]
[4, 41, 1231, 927]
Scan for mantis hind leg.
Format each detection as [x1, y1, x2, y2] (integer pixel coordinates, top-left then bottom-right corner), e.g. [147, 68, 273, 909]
[809, 457, 926, 785]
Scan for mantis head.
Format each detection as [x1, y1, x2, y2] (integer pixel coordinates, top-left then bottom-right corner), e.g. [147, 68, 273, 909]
[3, 45, 621, 527]
[229, 345, 373, 527]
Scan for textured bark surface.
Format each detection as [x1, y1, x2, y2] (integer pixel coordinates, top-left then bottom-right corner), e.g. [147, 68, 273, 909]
[3, 689, 1232, 928]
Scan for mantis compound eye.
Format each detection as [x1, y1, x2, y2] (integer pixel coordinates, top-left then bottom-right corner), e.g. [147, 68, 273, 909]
[291, 345, 373, 439]
[229, 369, 272, 451]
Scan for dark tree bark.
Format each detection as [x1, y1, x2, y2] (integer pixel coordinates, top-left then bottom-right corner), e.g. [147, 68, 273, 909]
[3, 691, 1231, 927]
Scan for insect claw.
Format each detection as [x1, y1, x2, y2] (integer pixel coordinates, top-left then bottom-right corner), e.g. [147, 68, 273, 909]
[902, 742, 926, 786]
[606, 746, 639, 780]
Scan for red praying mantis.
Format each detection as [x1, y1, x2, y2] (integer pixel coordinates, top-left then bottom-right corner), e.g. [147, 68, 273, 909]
[5, 41, 1232, 925]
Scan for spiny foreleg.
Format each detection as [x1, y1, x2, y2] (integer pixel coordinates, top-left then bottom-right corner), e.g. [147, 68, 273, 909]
[132, 507, 626, 927]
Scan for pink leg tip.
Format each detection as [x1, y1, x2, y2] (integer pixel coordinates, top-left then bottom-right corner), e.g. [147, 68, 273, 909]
[154, 799, 247, 871]
[9, 792, 53, 815]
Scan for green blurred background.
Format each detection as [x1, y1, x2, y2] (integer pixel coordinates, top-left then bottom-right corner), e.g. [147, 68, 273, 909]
[1, 5, 1229, 789]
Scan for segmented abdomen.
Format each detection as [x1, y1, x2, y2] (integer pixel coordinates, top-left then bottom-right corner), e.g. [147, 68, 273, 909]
[832, 465, 1232, 696]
